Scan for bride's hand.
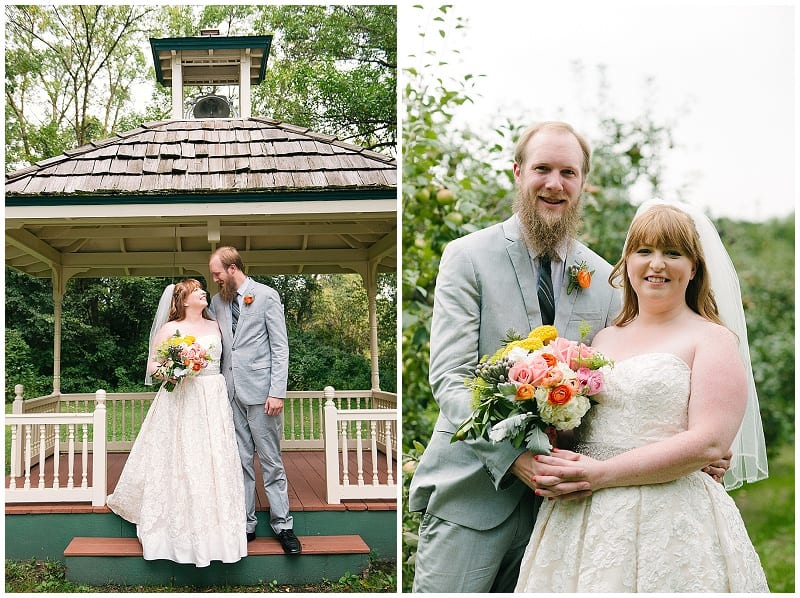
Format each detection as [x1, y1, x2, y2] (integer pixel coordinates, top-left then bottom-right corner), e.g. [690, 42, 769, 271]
[513, 449, 592, 499]
[532, 449, 595, 501]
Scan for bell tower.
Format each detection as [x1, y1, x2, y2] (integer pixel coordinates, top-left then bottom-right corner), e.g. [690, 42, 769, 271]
[149, 31, 272, 120]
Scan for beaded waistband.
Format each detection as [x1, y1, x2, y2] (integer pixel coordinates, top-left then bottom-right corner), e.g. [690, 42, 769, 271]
[573, 441, 630, 461]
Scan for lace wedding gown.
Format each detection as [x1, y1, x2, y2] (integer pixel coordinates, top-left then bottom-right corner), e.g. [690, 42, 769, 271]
[515, 353, 769, 592]
[107, 334, 247, 567]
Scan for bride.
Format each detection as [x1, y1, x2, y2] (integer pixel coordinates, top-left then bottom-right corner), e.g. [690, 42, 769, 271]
[107, 279, 247, 567]
[515, 202, 769, 592]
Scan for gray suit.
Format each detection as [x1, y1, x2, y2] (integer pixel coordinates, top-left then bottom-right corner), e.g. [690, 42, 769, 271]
[409, 214, 621, 592]
[210, 279, 293, 535]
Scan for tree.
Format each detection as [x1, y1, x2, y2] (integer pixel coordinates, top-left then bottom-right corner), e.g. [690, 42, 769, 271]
[251, 5, 397, 153]
[5, 5, 156, 169]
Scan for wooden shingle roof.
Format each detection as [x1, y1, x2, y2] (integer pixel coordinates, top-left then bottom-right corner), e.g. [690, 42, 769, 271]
[6, 118, 396, 197]
[6, 118, 396, 279]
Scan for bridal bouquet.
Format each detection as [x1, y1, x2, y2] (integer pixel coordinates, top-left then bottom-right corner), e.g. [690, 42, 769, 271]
[452, 325, 613, 454]
[153, 331, 213, 392]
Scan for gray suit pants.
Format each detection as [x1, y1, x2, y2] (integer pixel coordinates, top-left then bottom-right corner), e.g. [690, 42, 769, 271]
[412, 492, 540, 593]
[230, 396, 293, 534]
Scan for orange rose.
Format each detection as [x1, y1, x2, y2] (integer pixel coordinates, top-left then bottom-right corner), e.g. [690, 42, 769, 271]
[542, 353, 557, 367]
[192, 363, 202, 371]
[515, 384, 536, 401]
[577, 269, 592, 289]
[243, 294, 254, 305]
[548, 384, 573, 405]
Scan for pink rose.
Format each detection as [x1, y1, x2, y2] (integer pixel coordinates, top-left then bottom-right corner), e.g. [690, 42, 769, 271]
[578, 367, 604, 395]
[509, 355, 549, 386]
[548, 337, 579, 368]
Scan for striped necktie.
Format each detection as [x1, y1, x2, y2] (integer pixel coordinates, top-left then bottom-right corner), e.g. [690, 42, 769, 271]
[231, 296, 240, 334]
[537, 255, 555, 326]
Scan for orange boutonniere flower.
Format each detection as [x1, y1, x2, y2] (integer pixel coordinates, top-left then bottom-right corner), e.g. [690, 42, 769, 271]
[566, 260, 594, 295]
[243, 293, 255, 305]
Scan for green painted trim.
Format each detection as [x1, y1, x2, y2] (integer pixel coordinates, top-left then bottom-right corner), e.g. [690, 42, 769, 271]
[149, 36, 273, 85]
[5, 509, 396, 563]
[5, 188, 397, 208]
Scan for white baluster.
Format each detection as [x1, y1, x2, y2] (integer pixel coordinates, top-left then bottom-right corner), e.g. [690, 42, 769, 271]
[308, 397, 316, 440]
[355, 421, 364, 486]
[38, 424, 47, 488]
[370, 421, 379, 485]
[122, 397, 128, 441]
[384, 420, 394, 485]
[23, 424, 32, 489]
[53, 425, 60, 489]
[340, 420, 350, 486]
[9, 425, 18, 488]
[67, 424, 75, 489]
[81, 423, 89, 488]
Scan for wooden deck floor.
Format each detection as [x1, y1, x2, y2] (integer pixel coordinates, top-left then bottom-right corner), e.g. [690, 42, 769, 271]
[6, 450, 397, 515]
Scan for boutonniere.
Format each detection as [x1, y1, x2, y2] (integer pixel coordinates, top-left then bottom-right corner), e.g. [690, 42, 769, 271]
[243, 293, 255, 305]
[566, 260, 594, 295]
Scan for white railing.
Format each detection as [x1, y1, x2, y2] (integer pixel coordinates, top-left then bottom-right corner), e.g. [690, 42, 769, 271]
[323, 386, 398, 504]
[6, 388, 107, 507]
[6, 384, 397, 505]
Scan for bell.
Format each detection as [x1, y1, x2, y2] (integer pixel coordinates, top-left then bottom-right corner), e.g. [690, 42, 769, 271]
[192, 95, 231, 118]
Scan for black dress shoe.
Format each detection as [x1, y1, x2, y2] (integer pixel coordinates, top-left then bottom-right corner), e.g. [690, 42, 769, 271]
[277, 529, 302, 554]
[247, 531, 256, 542]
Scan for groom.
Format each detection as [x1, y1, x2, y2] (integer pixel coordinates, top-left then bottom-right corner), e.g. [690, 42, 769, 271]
[409, 122, 621, 592]
[209, 246, 302, 555]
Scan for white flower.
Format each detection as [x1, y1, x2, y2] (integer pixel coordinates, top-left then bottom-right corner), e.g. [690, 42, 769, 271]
[505, 346, 531, 364]
[536, 393, 591, 431]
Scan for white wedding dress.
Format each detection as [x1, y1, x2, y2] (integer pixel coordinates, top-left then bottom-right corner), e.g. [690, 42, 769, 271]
[107, 334, 247, 567]
[515, 353, 769, 592]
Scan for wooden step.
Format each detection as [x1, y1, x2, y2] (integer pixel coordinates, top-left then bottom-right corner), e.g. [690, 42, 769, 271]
[65, 534, 370, 557]
[63, 534, 373, 586]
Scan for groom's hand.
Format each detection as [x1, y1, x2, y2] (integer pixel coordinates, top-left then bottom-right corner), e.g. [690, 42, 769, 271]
[511, 451, 591, 499]
[702, 450, 732, 484]
[265, 396, 284, 416]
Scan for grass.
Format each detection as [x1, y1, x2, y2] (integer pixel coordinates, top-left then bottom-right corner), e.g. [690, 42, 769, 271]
[731, 442, 795, 593]
[4, 556, 397, 593]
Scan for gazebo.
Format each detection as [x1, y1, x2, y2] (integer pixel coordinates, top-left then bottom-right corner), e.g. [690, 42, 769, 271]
[5, 33, 397, 583]
[6, 32, 396, 395]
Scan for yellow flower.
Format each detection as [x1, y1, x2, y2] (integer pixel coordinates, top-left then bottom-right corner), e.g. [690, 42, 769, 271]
[183, 335, 196, 344]
[529, 325, 558, 344]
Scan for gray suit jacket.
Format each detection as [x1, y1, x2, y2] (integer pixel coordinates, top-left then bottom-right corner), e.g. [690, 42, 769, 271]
[408, 214, 622, 530]
[210, 279, 289, 405]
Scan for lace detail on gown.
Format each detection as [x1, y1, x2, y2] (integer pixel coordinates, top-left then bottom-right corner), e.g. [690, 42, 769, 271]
[107, 335, 247, 567]
[515, 353, 769, 592]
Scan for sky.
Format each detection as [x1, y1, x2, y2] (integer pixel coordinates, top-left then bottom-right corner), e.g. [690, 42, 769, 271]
[400, 1, 796, 222]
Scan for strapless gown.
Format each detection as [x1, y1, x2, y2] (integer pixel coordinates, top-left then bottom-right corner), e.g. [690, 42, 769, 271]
[515, 353, 769, 592]
[107, 334, 247, 567]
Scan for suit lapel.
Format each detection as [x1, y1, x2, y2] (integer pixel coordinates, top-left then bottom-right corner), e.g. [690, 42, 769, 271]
[504, 217, 542, 331]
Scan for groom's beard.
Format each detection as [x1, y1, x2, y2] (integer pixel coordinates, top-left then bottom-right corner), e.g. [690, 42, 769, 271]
[217, 275, 238, 303]
[514, 188, 582, 255]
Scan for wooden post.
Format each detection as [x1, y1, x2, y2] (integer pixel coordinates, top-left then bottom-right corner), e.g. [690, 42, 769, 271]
[240, 48, 251, 118]
[171, 50, 183, 119]
[12, 384, 24, 476]
[92, 389, 107, 507]
[323, 386, 340, 504]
